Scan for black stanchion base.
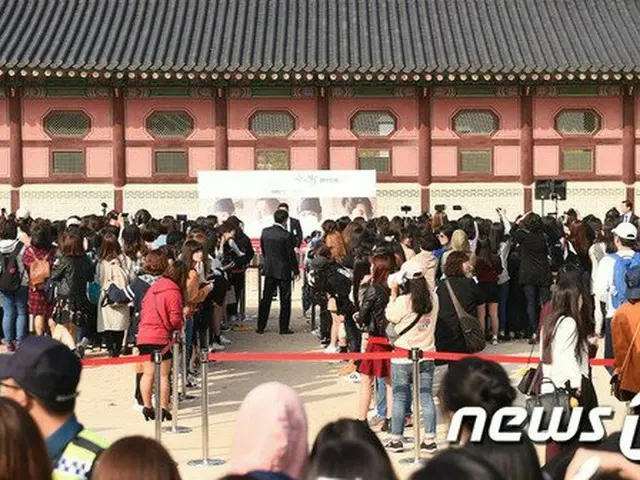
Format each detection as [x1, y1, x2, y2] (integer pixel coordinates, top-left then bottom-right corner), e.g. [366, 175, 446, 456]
[179, 393, 197, 401]
[187, 459, 225, 467]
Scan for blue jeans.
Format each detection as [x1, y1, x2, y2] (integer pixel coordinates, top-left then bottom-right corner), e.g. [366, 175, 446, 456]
[391, 360, 436, 437]
[498, 281, 510, 333]
[376, 376, 387, 417]
[605, 317, 614, 375]
[0, 286, 28, 344]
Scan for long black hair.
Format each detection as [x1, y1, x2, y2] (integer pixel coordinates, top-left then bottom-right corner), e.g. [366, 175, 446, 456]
[408, 276, 433, 317]
[542, 279, 588, 364]
[488, 222, 506, 254]
[476, 236, 499, 270]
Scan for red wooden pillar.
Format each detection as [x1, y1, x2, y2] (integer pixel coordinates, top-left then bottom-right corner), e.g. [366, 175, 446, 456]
[622, 89, 636, 202]
[520, 90, 534, 212]
[418, 87, 432, 213]
[112, 88, 126, 212]
[317, 87, 330, 170]
[8, 87, 23, 211]
[214, 88, 228, 170]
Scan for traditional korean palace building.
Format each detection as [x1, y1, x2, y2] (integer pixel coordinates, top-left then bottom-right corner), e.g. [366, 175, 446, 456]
[0, 0, 640, 219]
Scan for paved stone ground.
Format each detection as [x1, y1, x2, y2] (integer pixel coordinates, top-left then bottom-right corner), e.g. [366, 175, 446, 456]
[22, 273, 630, 478]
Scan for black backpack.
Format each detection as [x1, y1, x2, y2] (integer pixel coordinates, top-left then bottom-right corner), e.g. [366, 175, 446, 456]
[0, 243, 22, 293]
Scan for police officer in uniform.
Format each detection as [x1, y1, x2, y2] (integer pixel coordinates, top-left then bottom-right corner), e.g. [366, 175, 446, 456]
[0, 336, 108, 479]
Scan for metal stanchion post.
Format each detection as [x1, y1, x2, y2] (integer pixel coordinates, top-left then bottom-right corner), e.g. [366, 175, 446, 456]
[400, 348, 424, 465]
[153, 351, 162, 442]
[181, 331, 187, 397]
[187, 351, 225, 467]
[164, 334, 192, 434]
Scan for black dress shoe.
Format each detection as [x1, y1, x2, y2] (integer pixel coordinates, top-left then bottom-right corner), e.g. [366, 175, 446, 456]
[256, 329, 265, 334]
[280, 330, 294, 335]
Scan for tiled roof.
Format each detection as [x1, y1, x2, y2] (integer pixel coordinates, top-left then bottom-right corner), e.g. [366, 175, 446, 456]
[1, 0, 640, 78]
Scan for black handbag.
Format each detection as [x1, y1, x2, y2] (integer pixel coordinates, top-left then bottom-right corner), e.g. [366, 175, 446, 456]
[525, 378, 572, 431]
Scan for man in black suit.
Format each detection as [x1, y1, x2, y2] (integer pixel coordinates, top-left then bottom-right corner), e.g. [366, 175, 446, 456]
[278, 203, 303, 248]
[620, 200, 639, 225]
[257, 209, 299, 334]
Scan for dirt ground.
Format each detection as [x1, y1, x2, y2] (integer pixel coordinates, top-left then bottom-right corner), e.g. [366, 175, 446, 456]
[75, 276, 625, 479]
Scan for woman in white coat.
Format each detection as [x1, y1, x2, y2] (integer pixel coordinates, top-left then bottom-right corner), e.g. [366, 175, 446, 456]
[97, 232, 135, 357]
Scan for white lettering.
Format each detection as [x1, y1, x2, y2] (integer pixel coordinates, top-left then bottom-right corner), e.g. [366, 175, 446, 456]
[578, 407, 613, 442]
[620, 415, 640, 461]
[488, 407, 526, 442]
[446, 407, 487, 444]
[528, 407, 582, 443]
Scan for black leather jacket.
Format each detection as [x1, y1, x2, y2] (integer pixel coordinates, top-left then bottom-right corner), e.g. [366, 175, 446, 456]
[357, 282, 390, 337]
[50, 255, 95, 303]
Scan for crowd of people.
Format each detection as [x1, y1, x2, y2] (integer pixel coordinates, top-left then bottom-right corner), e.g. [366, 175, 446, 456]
[2, 197, 640, 478]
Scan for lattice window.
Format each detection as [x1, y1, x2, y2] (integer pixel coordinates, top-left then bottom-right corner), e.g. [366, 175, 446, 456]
[555, 110, 601, 135]
[561, 149, 593, 172]
[52, 151, 84, 174]
[256, 149, 290, 170]
[351, 111, 396, 136]
[358, 149, 391, 173]
[453, 110, 498, 136]
[460, 150, 492, 173]
[154, 151, 188, 174]
[44, 111, 90, 138]
[146, 111, 194, 138]
[249, 112, 295, 137]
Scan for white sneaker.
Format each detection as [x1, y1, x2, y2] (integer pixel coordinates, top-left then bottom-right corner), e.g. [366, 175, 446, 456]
[344, 372, 361, 383]
[324, 344, 339, 354]
[209, 342, 226, 352]
[491, 335, 498, 345]
[311, 328, 322, 339]
[220, 335, 232, 345]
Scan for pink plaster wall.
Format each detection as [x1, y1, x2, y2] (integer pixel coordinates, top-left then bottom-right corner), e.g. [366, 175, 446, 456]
[494, 146, 520, 176]
[23, 147, 49, 177]
[533, 97, 622, 139]
[431, 97, 520, 140]
[330, 147, 356, 169]
[126, 99, 214, 141]
[228, 98, 316, 141]
[329, 97, 418, 140]
[0, 148, 9, 177]
[22, 99, 112, 141]
[595, 145, 622, 175]
[533, 145, 560, 176]
[190, 148, 215, 175]
[392, 145, 418, 175]
[0, 99, 9, 141]
[126, 147, 152, 177]
[228, 147, 254, 170]
[87, 147, 112, 177]
[291, 147, 317, 169]
[431, 146, 457, 176]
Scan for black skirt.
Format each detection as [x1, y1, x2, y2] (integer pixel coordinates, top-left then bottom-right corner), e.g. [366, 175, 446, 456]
[52, 296, 90, 327]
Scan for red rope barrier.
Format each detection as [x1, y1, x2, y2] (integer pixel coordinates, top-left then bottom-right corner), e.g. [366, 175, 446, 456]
[82, 349, 614, 367]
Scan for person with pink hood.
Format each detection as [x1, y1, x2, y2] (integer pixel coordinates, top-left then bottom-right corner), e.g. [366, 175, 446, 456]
[229, 382, 309, 480]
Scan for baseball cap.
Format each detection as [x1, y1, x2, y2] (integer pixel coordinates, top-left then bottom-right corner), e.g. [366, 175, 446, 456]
[401, 262, 425, 280]
[15, 208, 30, 219]
[613, 222, 638, 241]
[0, 337, 81, 407]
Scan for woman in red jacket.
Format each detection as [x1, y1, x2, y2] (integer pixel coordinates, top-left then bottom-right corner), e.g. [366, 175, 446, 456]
[137, 260, 189, 422]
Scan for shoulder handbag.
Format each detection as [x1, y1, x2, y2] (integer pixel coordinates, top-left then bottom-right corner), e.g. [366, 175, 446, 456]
[611, 321, 640, 402]
[525, 378, 572, 431]
[518, 342, 543, 396]
[386, 313, 421, 346]
[445, 280, 485, 353]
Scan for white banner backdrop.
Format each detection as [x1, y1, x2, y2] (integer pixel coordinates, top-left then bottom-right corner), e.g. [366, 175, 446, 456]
[197, 170, 377, 238]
